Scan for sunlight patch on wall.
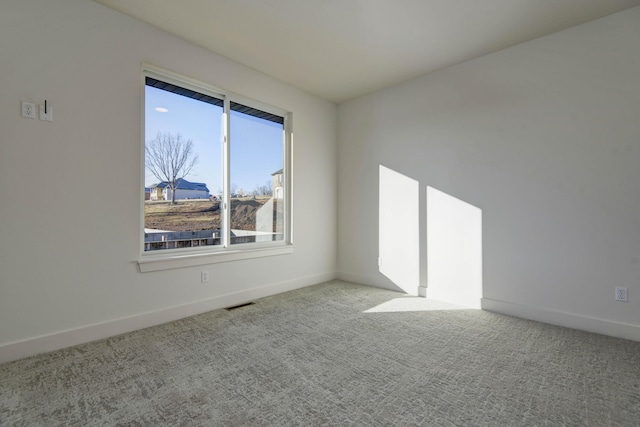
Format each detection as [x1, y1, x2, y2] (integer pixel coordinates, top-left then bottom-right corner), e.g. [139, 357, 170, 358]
[426, 186, 482, 308]
[379, 165, 420, 295]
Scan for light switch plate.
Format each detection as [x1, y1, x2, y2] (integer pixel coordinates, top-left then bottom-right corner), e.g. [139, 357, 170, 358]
[40, 103, 52, 121]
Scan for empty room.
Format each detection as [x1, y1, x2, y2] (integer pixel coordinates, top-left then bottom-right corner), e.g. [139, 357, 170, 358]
[1, 0, 640, 425]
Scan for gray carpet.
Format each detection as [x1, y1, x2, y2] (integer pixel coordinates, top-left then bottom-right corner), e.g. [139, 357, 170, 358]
[1, 280, 640, 426]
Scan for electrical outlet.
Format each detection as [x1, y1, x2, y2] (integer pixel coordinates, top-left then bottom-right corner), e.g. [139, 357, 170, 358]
[201, 271, 209, 283]
[21, 101, 36, 119]
[615, 287, 628, 302]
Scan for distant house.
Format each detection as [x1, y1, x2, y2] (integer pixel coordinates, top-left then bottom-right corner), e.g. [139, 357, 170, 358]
[144, 187, 151, 201]
[271, 169, 284, 199]
[149, 178, 210, 201]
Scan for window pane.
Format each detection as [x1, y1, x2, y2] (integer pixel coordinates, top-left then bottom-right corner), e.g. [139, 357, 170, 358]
[229, 102, 284, 244]
[144, 82, 223, 251]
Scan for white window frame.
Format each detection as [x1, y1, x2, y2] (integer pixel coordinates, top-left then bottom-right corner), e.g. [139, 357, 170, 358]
[138, 65, 293, 272]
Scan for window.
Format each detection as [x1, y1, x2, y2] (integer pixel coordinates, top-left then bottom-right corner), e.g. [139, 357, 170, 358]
[140, 67, 292, 268]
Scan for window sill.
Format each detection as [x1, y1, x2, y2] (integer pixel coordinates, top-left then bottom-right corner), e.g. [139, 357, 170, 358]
[138, 244, 294, 273]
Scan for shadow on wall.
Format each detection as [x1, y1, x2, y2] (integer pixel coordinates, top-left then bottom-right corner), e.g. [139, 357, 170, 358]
[378, 165, 483, 308]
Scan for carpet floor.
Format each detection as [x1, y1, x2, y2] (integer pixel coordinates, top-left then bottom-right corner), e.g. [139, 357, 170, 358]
[1, 280, 640, 426]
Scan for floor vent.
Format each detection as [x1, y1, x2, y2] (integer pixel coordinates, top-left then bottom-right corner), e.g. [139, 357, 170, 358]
[224, 302, 256, 311]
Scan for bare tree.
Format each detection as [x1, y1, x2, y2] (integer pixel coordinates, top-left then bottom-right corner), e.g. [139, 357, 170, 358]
[253, 180, 273, 197]
[145, 132, 199, 204]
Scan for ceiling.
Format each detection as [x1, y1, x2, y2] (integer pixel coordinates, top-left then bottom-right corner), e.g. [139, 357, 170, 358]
[93, 0, 640, 103]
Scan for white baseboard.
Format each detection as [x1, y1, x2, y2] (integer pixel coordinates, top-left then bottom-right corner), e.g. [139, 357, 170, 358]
[340, 272, 640, 342]
[335, 271, 370, 286]
[0, 272, 336, 365]
[426, 288, 482, 309]
[337, 271, 405, 293]
[482, 297, 640, 342]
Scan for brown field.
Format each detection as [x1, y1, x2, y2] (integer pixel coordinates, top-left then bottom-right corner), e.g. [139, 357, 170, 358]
[144, 197, 271, 232]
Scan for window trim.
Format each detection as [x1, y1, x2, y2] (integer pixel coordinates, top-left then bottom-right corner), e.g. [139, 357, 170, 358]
[138, 64, 293, 272]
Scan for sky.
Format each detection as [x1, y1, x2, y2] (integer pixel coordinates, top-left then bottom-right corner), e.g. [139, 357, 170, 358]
[145, 86, 283, 196]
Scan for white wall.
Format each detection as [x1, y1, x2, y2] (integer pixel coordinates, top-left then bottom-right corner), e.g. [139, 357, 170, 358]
[378, 165, 420, 295]
[0, 0, 337, 362]
[338, 7, 640, 340]
[426, 186, 482, 309]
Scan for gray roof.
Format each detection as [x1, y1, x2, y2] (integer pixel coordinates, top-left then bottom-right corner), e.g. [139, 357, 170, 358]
[150, 178, 209, 192]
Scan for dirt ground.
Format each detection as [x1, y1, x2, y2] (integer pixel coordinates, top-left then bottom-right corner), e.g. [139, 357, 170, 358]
[144, 198, 270, 232]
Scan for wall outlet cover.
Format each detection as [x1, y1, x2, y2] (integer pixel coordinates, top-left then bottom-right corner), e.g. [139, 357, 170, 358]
[21, 101, 36, 119]
[615, 287, 628, 302]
